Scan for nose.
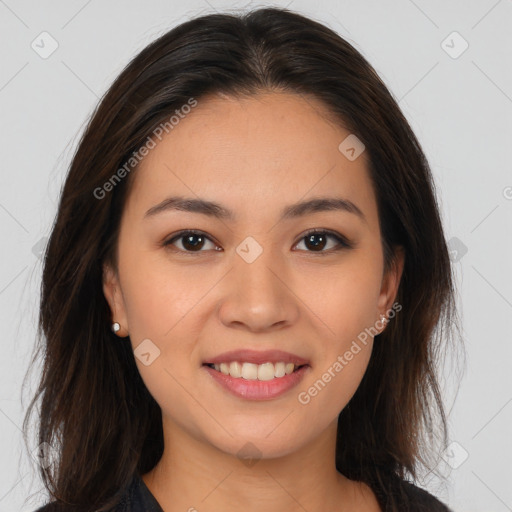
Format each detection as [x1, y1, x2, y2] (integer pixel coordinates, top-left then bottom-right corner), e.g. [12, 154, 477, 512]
[216, 245, 300, 333]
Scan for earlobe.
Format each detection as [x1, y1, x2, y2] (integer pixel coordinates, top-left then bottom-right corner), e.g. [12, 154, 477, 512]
[102, 263, 129, 337]
[377, 246, 405, 320]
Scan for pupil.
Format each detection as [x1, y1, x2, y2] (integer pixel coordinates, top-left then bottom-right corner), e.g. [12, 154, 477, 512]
[305, 233, 326, 251]
[183, 234, 204, 251]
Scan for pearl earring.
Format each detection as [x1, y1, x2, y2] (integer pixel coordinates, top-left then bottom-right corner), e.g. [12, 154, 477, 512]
[111, 322, 121, 333]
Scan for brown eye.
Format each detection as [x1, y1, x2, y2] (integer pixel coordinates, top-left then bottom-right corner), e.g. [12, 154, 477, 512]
[163, 230, 219, 252]
[294, 229, 351, 253]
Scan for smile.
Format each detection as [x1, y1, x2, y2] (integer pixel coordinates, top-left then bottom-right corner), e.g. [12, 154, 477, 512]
[205, 361, 306, 380]
[203, 363, 310, 400]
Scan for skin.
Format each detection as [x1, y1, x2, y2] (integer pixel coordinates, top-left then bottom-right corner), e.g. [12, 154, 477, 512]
[103, 91, 404, 512]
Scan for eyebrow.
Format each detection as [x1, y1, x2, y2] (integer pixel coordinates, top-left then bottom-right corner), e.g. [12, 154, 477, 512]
[144, 195, 366, 223]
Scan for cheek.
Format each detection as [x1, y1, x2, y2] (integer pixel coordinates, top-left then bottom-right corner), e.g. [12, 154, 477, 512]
[302, 258, 383, 344]
[297, 293, 377, 423]
[116, 250, 215, 410]
[294, 258, 381, 413]
[296, 344, 373, 433]
[119, 246, 211, 341]
[118, 254, 208, 425]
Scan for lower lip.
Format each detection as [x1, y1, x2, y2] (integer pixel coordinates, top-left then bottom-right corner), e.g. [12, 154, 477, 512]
[203, 364, 310, 401]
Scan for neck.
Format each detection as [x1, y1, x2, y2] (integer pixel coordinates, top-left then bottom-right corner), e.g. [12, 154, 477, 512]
[141, 417, 380, 512]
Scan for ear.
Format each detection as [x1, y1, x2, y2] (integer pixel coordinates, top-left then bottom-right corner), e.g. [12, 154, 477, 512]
[102, 262, 129, 337]
[377, 246, 405, 327]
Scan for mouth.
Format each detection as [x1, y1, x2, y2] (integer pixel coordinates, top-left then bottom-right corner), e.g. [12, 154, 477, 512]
[202, 361, 310, 400]
[202, 361, 309, 381]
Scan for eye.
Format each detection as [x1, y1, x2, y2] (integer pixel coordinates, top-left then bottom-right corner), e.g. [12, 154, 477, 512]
[162, 228, 352, 255]
[293, 228, 352, 253]
[163, 230, 221, 253]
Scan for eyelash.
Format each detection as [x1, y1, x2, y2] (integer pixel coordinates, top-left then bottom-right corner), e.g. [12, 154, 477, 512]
[162, 228, 353, 255]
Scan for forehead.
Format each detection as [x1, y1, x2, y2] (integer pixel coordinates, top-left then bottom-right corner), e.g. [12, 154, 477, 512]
[126, 91, 378, 227]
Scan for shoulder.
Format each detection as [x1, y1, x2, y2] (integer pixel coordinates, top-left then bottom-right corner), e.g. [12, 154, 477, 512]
[33, 505, 58, 512]
[31, 473, 162, 512]
[369, 472, 453, 511]
[400, 479, 452, 511]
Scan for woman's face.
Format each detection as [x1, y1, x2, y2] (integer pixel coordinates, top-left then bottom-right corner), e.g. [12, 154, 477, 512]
[103, 91, 403, 459]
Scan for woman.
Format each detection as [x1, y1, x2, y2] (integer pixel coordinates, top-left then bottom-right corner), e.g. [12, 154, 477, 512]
[24, 7, 459, 511]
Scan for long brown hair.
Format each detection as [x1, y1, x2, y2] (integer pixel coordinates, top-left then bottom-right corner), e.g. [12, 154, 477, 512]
[23, 7, 462, 511]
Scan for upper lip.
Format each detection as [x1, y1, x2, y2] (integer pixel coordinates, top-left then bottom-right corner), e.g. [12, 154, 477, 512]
[203, 349, 310, 366]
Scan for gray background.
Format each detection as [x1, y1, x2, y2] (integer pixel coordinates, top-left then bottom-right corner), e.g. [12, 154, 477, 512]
[1, 1, 511, 511]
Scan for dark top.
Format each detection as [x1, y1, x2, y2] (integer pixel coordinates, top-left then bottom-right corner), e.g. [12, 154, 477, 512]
[34, 471, 453, 511]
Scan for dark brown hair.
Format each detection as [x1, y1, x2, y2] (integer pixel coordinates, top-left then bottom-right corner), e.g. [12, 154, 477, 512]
[23, 7, 462, 511]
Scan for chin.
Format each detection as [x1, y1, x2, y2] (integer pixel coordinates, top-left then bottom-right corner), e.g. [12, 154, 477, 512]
[203, 427, 307, 462]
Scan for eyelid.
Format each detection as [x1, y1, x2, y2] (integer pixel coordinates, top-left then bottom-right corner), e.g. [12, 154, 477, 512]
[162, 229, 221, 254]
[296, 227, 352, 250]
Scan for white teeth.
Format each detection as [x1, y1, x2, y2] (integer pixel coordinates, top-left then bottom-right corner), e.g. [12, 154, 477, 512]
[274, 362, 286, 378]
[242, 363, 258, 380]
[211, 361, 300, 380]
[258, 362, 275, 381]
[285, 363, 295, 375]
[230, 361, 242, 378]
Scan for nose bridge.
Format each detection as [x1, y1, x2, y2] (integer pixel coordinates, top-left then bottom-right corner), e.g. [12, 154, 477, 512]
[234, 234, 285, 301]
[217, 234, 299, 330]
